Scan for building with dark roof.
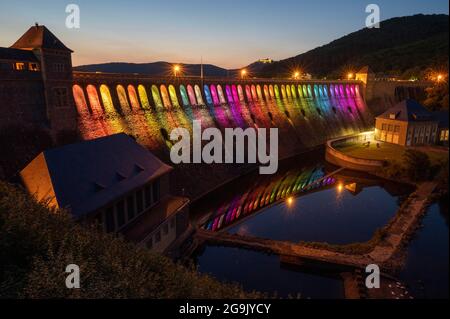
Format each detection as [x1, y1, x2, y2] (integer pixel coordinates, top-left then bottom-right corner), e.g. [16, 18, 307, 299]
[433, 111, 449, 145]
[20, 133, 189, 253]
[374, 99, 439, 146]
[0, 24, 76, 134]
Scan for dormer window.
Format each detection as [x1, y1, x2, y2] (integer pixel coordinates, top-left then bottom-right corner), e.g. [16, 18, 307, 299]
[15, 62, 25, 70]
[29, 63, 40, 71]
[389, 113, 397, 119]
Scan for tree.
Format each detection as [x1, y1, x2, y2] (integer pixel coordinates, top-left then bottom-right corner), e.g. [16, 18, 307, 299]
[402, 149, 431, 181]
[423, 82, 449, 111]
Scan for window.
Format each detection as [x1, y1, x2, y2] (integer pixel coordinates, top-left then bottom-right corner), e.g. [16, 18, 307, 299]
[152, 179, 160, 203]
[53, 88, 68, 108]
[127, 195, 135, 220]
[381, 124, 387, 131]
[116, 200, 126, 228]
[394, 125, 400, 133]
[145, 184, 152, 208]
[163, 223, 169, 235]
[136, 189, 144, 213]
[29, 63, 40, 71]
[15, 62, 25, 70]
[105, 207, 115, 233]
[155, 231, 161, 243]
[388, 125, 393, 132]
[53, 63, 65, 72]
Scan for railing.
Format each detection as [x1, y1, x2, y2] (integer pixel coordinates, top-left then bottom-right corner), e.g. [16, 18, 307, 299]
[326, 132, 386, 172]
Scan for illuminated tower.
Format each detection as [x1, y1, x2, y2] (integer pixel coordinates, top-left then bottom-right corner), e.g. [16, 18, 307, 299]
[11, 24, 77, 134]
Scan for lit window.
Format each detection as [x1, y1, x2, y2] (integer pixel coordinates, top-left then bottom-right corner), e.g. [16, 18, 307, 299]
[29, 63, 40, 71]
[15, 62, 25, 70]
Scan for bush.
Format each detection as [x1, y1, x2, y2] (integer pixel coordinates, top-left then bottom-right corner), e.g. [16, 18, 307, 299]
[0, 182, 259, 299]
[402, 149, 432, 181]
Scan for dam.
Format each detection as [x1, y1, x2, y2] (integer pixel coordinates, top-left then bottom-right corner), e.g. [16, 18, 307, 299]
[72, 73, 373, 159]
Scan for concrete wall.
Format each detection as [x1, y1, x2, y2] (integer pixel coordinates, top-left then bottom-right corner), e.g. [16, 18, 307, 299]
[325, 132, 385, 172]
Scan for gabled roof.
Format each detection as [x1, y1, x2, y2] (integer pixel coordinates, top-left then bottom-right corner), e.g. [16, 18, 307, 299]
[376, 99, 434, 122]
[20, 133, 172, 219]
[11, 25, 73, 52]
[0, 47, 38, 62]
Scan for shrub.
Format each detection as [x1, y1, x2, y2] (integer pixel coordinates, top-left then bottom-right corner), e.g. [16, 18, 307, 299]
[0, 182, 259, 299]
[402, 149, 432, 181]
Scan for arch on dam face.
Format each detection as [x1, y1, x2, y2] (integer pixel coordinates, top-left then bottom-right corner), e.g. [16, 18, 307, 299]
[217, 85, 226, 104]
[285, 85, 292, 99]
[345, 85, 351, 97]
[137, 85, 150, 109]
[297, 85, 303, 98]
[256, 85, 264, 100]
[280, 85, 287, 99]
[180, 85, 190, 106]
[203, 85, 213, 105]
[349, 85, 355, 97]
[127, 85, 141, 110]
[151, 85, 163, 108]
[274, 85, 280, 99]
[339, 85, 345, 97]
[72, 85, 89, 115]
[329, 84, 335, 97]
[290, 85, 297, 98]
[87, 85, 104, 115]
[313, 85, 319, 98]
[334, 85, 340, 97]
[187, 85, 197, 106]
[117, 85, 131, 111]
[210, 85, 220, 105]
[322, 84, 329, 97]
[160, 85, 172, 108]
[251, 85, 258, 101]
[232, 85, 240, 102]
[302, 85, 308, 97]
[237, 85, 245, 101]
[100, 84, 115, 113]
[168, 85, 180, 107]
[269, 85, 275, 98]
[263, 85, 270, 100]
[194, 85, 205, 105]
[245, 85, 252, 101]
[225, 85, 233, 102]
[307, 85, 313, 98]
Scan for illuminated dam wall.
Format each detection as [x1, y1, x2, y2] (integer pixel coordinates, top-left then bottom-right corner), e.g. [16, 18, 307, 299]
[72, 72, 373, 161]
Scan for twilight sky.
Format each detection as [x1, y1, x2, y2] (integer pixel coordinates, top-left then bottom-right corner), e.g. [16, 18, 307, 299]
[0, 0, 448, 68]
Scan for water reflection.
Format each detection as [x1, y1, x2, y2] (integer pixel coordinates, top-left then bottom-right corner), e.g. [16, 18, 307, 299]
[400, 199, 449, 299]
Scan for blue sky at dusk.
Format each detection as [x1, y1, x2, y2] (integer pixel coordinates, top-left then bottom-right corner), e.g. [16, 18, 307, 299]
[0, 0, 448, 68]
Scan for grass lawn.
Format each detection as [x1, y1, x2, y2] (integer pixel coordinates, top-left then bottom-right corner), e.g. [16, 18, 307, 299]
[336, 141, 405, 161]
[336, 141, 449, 165]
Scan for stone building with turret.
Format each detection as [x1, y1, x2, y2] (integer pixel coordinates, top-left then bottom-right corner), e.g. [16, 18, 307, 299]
[0, 24, 77, 135]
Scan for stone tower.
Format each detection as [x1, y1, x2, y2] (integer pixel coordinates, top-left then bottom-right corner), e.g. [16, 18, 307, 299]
[11, 24, 77, 134]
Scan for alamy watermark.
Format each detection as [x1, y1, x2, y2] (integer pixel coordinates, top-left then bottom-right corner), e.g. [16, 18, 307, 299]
[366, 4, 381, 28]
[65, 4, 80, 29]
[65, 264, 80, 289]
[170, 120, 279, 175]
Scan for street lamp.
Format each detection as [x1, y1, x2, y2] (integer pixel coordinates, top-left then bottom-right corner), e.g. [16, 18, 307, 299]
[173, 65, 181, 77]
[241, 69, 247, 79]
[293, 71, 300, 80]
[437, 74, 443, 82]
[347, 72, 354, 80]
